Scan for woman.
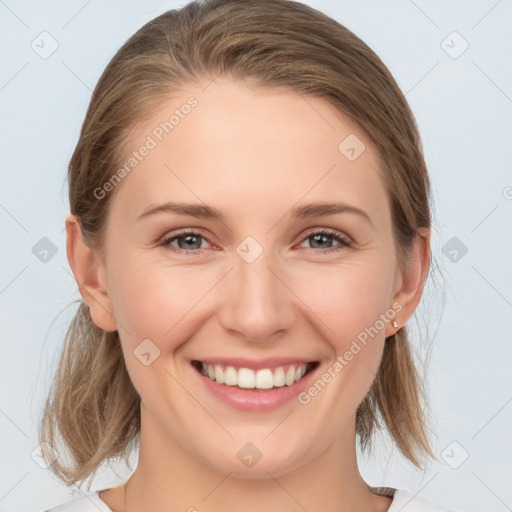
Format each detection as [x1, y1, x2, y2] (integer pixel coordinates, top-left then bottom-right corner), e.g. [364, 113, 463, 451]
[40, 0, 460, 510]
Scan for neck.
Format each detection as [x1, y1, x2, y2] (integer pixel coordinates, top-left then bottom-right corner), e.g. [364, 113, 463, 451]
[121, 405, 389, 512]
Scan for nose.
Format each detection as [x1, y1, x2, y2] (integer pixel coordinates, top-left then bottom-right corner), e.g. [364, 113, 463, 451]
[218, 247, 295, 344]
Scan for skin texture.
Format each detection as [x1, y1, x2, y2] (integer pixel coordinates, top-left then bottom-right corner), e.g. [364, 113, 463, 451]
[66, 78, 430, 512]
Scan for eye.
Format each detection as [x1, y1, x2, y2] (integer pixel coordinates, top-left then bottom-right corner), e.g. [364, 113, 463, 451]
[159, 230, 212, 254]
[298, 229, 352, 253]
[159, 228, 352, 256]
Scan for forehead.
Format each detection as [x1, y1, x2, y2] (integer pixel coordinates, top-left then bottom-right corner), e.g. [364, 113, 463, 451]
[109, 78, 389, 225]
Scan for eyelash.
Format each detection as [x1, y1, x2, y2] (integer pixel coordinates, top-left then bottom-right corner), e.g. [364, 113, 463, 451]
[159, 228, 352, 255]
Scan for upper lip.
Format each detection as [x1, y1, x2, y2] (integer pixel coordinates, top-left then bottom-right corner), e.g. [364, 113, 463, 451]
[192, 357, 318, 370]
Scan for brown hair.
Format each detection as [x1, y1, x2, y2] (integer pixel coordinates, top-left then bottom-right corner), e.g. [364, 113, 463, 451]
[40, 0, 437, 487]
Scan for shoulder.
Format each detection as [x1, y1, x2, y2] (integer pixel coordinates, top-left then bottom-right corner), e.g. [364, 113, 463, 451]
[42, 490, 112, 512]
[389, 488, 465, 512]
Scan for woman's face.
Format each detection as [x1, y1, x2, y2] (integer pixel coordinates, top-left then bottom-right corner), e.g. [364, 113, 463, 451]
[84, 78, 417, 477]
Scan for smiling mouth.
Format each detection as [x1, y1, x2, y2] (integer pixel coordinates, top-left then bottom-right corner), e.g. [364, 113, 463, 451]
[191, 360, 319, 391]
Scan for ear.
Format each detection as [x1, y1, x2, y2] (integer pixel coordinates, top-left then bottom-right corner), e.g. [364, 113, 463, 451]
[65, 213, 117, 332]
[385, 227, 430, 337]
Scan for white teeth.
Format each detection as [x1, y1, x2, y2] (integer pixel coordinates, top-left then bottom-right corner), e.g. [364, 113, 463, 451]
[238, 368, 255, 388]
[200, 363, 310, 389]
[224, 366, 237, 386]
[255, 369, 274, 389]
[273, 367, 285, 387]
[285, 366, 295, 386]
[214, 365, 225, 384]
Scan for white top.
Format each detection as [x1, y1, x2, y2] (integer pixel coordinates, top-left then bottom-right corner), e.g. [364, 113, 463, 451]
[43, 487, 462, 511]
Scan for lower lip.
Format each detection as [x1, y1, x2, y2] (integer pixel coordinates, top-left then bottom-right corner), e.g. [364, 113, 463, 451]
[193, 364, 318, 412]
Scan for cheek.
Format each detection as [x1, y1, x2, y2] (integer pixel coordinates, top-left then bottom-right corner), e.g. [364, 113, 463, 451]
[290, 261, 393, 422]
[107, 253, 209, 349]
[289, 257, 395, 347]
[107, 257, 209, 409]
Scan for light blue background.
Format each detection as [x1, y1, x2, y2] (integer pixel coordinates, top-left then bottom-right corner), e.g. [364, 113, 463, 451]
[1, 1, 511, 511]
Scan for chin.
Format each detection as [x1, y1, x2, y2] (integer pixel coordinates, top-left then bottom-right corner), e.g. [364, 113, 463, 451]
[199, 444, 308, 480]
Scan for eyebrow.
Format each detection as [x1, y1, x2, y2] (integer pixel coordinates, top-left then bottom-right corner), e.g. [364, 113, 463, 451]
[137, 201, 373, 226]
[138, 202, 227, 222]
[290, 201, 373, 226]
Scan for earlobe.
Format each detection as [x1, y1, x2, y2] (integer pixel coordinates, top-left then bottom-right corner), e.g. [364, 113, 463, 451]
[386, 227, 431, 337]
[65, 213, 117, 332]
